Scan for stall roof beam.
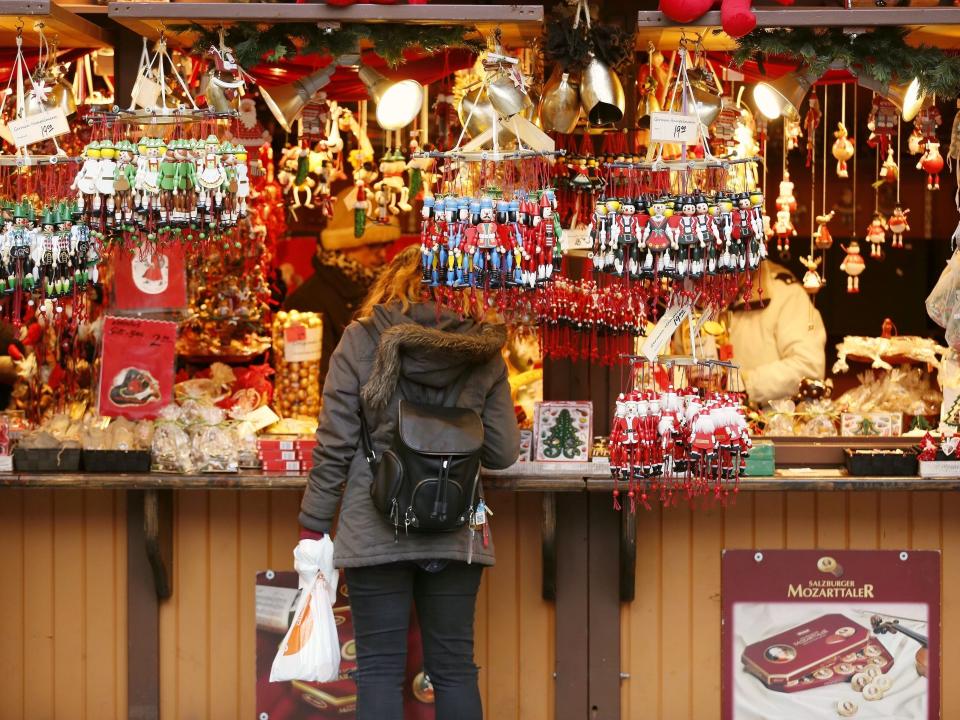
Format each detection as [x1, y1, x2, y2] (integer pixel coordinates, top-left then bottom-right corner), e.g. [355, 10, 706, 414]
[108, 2, 542, 44]
[0, 0, 112, 47]
[637, 6, 960, 27]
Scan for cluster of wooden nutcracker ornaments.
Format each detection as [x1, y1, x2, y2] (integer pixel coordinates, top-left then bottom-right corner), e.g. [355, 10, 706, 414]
[608, 368, 752, 509]
[72, 131, 250, 248]
[420, 189, 563, 290]
[588, 188, 767, 282]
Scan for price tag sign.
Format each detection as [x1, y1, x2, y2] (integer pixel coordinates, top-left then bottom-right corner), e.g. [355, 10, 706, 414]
[650, 111, 699, 144]
[6, 108, 69, 148]
[132, 75, 161, 110]
[284, 325, 321, 362]
[560, 227, 592, 253]
[640, 298, 693, 362]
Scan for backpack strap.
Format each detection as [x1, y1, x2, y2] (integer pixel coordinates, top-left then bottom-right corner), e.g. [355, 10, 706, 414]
[355, 318, 379, 466]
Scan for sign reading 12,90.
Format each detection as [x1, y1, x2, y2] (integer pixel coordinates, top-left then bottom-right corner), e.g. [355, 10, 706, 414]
[650, 111, 699, 144]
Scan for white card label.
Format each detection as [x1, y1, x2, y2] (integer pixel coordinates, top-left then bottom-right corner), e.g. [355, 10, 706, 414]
[284, 325, 322, 363]
[650, 111, 699, 144]
[640, 298, 692, 362]
[132, 75, 161, 110]
[7, 108, 69, 148]
[560, 227, 592, 253]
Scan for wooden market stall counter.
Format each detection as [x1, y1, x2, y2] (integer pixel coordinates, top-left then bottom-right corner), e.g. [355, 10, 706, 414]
[3, 466, 960, 720]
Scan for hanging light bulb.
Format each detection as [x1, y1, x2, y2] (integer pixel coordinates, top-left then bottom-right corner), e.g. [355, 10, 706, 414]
[856, 74, 926, 122]
[752, 68, 821, 121]
[358, 65, 423, 130]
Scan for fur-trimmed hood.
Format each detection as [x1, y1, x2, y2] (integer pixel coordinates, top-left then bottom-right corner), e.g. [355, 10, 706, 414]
[360, 303, 507, 409]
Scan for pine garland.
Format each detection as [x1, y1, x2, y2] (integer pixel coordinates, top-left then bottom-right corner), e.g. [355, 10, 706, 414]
[541, 5, 632, 72]
[182, 23, 483, 69]
[733, 27, 960, 98]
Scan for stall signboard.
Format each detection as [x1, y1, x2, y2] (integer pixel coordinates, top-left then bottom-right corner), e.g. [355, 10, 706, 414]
[256, 571, 435, 719]
[112, 245, 187, 311]
[722, 549, 939, 720]
[97, 316, 177, 420]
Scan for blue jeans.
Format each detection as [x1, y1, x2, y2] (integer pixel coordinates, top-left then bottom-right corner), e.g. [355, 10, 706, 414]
[345, 561, 484, 720]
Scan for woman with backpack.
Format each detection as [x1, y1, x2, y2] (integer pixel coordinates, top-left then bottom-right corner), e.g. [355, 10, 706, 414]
[298, 244, 521, 720]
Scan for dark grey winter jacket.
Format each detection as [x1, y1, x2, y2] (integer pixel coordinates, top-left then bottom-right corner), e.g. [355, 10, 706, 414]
[299, 301, 521, 567]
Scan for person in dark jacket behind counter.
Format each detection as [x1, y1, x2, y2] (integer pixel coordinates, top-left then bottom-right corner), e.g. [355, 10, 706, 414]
[298, 246, 520, 720]
[283, 241, 386, 387]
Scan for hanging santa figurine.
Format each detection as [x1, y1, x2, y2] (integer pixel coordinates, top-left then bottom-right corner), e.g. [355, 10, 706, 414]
[918, 140, 944, 190]
[840, 239, 865, 293]
[833, 121, 854, 178]
[773, 204, 796, 255]
[865, 212, 888, 259]
[888, 205, 910, 248]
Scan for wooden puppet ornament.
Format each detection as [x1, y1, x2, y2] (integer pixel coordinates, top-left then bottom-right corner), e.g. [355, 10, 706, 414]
[773, 204, 796, 255]
[813, 210, 836, 250]
[918, 140, 944, 190]
[800, 254, 823, 294]
[784, 117, 803, 152]
[833, 121, 854, 178]
[804, 95, 821, 168]
[776, 171, 797, 211]
[888, 205, 910, 248]
[865, 212, 888, 259]
[877, 147, 898, 186]
[840, 239, 865, 293]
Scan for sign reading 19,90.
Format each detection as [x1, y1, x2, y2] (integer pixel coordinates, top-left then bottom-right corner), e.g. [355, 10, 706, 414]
[650, 111, 699, 144]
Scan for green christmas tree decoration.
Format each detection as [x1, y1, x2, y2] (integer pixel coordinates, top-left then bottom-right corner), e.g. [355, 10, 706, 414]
[542, 409, 584, 460]
[909, 415, 934, 433]
[853, 417, 880, 436]
[943, 394, 960, 428]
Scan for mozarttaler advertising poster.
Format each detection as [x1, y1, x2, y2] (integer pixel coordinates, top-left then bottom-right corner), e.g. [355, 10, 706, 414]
[722, 550, 940, 720]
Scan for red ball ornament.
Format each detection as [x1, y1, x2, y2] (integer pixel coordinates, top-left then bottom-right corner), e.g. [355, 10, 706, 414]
[658, 0, 713, 24]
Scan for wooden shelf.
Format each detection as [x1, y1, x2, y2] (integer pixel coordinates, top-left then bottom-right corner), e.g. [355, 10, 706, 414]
[107, 2, 543, 45]
[637, 7, 960, 51]
[1, 467, 957, 492]
[0, 0, 112, 48]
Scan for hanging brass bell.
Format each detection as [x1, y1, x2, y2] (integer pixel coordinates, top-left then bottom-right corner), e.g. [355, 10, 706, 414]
[539, 68, 580, 134]
[579, 57, 624, 126]
[487, 71, 533, 120]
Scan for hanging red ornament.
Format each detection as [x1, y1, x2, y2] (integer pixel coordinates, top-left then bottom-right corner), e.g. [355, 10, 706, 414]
[888, 205, 910, 248]
[865, 212, 888, 259]
[840, 240, 865, 293]
[813, 210, 836, 250]
[918, 140, 944, 190]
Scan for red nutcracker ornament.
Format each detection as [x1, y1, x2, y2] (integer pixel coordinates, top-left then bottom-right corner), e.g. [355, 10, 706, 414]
[840, 239, 865, 293]
[888, 205, 910, 248]
[833, 122, 854, 178]
[918, 140, 944, 190]
[813, 210, 835, 250]
[865, 212, 888, 259]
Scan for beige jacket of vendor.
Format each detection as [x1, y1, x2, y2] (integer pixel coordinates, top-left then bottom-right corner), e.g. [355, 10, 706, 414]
[728, 262, 827, 404]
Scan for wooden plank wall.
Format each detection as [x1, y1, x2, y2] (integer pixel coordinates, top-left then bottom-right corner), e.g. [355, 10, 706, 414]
[0, 488, 552, 720]
[0, 489, 128, 720]
[622, 490, 956, 720]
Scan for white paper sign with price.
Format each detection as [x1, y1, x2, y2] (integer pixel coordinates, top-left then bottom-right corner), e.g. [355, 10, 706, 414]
[650, 111, 700, 144]
[6, 108, 69, 148]
[283, 324, 322, 363]
[640, 297, 694, 362]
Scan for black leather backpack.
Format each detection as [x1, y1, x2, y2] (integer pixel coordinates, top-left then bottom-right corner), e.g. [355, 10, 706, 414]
[360, 392, 484, 537]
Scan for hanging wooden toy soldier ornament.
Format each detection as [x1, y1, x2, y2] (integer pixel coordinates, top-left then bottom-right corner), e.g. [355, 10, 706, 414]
[888, 206, 910, 248]
[918, 140, 944, 190]
[840, 239, 865, 293]
[814, 211, 835, 250]
[865, 212, 888, 258]
[833, 122, 854, 178]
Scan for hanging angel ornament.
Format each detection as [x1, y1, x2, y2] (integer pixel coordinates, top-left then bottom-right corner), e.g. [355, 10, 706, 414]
[799, 254, 823, 294]
[833, 122, 854, 178]
[918, 140, 944, 190]
[888, 206, 910, 248]
[814, 210, 835, 250]
[840, 239, 865, 293]
[804, 95, 821, 168]
[865, 212, 888, 258]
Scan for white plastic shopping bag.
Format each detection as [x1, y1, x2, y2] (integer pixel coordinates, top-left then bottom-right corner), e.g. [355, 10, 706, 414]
[269, 536, 341, 683]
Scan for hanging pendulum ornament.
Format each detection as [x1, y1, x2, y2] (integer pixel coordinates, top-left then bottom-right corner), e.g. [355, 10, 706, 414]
[918, 140, 944, 190]
[840, 239, 865, 293]
[865, 212, 888, 259]
[803, 95, 821, 168]
[833, 121, 854, 178]
[888, 117, 910, 250]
